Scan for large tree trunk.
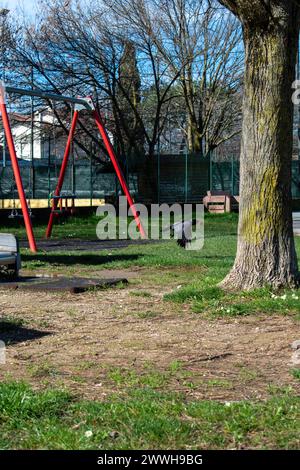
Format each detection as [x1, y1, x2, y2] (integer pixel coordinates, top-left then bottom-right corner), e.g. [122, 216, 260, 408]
[220, 10, 299, 290]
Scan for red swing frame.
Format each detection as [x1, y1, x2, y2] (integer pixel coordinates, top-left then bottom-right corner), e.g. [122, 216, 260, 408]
[0, 84, 145, 253]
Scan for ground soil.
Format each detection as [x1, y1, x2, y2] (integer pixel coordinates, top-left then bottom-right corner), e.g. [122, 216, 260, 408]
[1, 265, 299, 402]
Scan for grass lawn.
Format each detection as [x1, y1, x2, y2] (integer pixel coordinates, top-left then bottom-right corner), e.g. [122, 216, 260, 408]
[0, 212, 299, 449]
[18, 213, 300, 317]
[0, 381, 299, 450]
[1, 211, 103, 240]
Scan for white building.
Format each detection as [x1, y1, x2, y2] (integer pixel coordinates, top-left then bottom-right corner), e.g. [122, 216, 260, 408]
[7, 108, 69, 161]
[1, 106, 114, 163]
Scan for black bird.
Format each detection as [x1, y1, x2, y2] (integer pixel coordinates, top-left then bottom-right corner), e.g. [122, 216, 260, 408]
[167, 219, 201, 249]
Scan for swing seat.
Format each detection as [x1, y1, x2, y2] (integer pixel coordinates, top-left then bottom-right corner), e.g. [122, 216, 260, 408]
[8, 211, 24, 219]
[8, 207, 34, 219]
[50, 194, 76, 217]
[52, 209, 67, 215]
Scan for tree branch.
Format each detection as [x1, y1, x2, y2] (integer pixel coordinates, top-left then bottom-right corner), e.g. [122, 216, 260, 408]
[217, 0, 238, 15]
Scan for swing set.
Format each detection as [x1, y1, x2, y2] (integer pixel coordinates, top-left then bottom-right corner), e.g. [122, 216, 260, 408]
[0, 82, 145, 253]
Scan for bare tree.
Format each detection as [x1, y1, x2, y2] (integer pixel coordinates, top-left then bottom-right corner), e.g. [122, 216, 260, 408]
[109, 0, 243, 155]
[8, 0, 184, 163]
[219, 0, 299, 289]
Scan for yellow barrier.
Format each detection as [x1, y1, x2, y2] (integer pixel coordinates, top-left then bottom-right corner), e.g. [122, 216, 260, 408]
[0, 199, 105, 209]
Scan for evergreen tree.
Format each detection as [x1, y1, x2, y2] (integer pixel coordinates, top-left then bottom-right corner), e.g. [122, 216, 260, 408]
[116, 41, 145, 169]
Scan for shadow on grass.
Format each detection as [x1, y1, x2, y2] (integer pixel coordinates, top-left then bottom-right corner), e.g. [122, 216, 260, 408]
[22, 253, 141, 266]
[200, 255, 235, 260]
[0, 320, 51, 346]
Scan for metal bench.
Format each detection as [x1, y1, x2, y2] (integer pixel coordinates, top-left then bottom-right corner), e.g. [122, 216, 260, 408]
[0, 234, 21, 279]
[293, 212, 300, 236]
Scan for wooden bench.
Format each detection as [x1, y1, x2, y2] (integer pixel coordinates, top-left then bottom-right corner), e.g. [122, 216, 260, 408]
[203, 191, 239, 213]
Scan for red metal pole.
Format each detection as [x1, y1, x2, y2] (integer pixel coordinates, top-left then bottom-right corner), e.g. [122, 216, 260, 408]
[45, 110, 79, 238]
[93, 110, 146, 238]
[0, 95, 37, 253]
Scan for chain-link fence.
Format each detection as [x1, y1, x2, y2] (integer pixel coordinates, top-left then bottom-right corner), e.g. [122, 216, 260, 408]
[0, 154, 300, 204]
[211, 158, 300, 199]
[0, 159, 138, 203]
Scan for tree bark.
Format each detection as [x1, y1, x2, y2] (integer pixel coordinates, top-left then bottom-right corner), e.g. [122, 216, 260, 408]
[220, 7, 299, 290]
[187, 114, 203, 154]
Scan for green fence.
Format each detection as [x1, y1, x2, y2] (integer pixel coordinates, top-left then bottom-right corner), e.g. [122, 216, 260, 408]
[0, 159, 138, 202]
[138, 153, 210, 203]
[140, 155, 300, 202]
[211, 159, 300, 199]
[0, 155, 299, 203]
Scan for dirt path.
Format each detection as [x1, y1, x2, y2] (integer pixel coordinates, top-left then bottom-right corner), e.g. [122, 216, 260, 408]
[0, 268, 299, 402]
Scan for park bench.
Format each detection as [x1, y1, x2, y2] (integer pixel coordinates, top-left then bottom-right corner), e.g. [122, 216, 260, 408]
[203, 191, 231, 213]
[203, 191, 239, 213]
